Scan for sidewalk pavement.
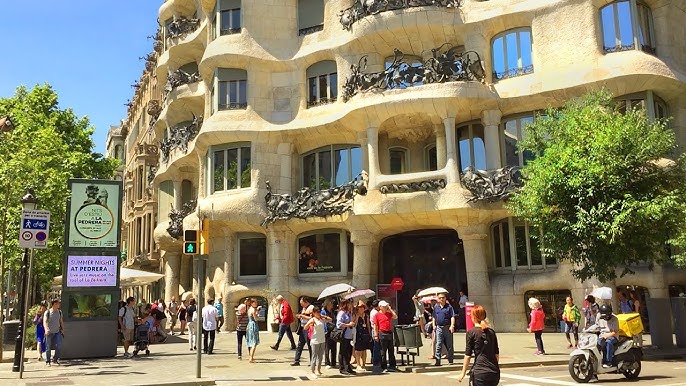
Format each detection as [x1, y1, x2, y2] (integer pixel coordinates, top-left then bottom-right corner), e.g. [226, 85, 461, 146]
[0, 330, 684, 385]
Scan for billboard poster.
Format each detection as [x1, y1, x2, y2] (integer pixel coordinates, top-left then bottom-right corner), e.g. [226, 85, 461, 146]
[376, 284, 398, 310]
[67, 180, 121, 249]
[66, 255, 118, 287]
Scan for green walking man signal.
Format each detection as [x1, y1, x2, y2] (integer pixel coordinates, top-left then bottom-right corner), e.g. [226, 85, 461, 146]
[184, 229, 199, 255]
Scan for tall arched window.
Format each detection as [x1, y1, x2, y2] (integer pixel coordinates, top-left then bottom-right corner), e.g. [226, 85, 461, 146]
[457, 123, 486, 171]
[500, 115, 536, 167]
[306, 61, 337, 107]
[600, 1, 655, 54]
[491, 28, 534, 80]
[302, 145, 361, 190]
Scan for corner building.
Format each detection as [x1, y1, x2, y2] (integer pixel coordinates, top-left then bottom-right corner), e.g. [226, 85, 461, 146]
[150, 0, 686, 332]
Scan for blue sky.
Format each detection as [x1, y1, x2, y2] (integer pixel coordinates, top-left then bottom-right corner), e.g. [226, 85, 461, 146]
[0, 1, 161, 155]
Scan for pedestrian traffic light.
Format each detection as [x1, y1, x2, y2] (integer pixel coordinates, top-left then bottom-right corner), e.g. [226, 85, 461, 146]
[183, 230, 199, 255]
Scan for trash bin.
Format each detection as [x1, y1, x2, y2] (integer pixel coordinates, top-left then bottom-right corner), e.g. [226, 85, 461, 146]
[393, 325, 405, 347]
[3, 320, 19, 345]
[465, 302, 475, 330]
[400, 324, 423, 348]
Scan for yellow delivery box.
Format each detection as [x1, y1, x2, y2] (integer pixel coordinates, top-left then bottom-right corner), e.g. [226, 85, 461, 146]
[616, 313, 643, 337]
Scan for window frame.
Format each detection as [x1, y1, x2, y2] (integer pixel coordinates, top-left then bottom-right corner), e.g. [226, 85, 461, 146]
[300, 144, 361, 190]
[491, 217, 552, 270]
[388, 146, 409, 174]
[500, 114, 536, 168]
[491, 27, 534, 81]
[213, 68, 248, 112]
[456, 122, 487, 172]
[599, 0, 656, 55]
[209, 142, 252, 194]
[297, 0, 325, 36]
[424, 144, 438, 171]
[236, 233, 268, 279]
[296, 229, 351, 277]
[616, 90, 668, 122]
[306, 61, 338, 108]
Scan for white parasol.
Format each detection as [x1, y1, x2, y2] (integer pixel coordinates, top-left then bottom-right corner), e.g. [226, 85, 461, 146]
[318, 283, 355, 300]
[590, 286, 613, 300]
[343, 289, 375, 300]
[417, 287, 449, 297]
[420, 295, 438, 303]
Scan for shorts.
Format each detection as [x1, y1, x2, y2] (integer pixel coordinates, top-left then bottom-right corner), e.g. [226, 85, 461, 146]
[123, 328, 134, 342]
[565, 321, 579, 334]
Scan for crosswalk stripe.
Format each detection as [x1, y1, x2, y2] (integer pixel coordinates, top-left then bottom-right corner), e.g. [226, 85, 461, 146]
[423, 371, 452, 376]
[501, 373, 603, 386]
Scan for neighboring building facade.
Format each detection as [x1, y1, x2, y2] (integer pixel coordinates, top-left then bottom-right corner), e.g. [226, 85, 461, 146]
[130, 0, 686, 332]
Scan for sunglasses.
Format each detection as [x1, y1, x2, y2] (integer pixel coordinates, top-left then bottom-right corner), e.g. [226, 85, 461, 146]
[438, 297, 446, 299]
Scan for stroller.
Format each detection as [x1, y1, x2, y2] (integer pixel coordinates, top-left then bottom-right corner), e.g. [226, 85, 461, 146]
[132, 323, 151, 356]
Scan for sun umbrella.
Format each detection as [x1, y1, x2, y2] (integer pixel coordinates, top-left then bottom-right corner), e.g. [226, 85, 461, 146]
[417, 287, 449, 297]
[343, 289, 375, 300]
[318, 283, 355, 300]
[591, 286, 613, 300]
[420, 295, 438, 303]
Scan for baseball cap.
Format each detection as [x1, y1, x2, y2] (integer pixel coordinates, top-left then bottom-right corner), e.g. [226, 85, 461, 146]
[378, 300, 389, 307]
[371, 299, 379, 307]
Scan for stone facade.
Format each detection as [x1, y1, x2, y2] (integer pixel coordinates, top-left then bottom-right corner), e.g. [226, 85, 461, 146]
[116, 0, 686, 331]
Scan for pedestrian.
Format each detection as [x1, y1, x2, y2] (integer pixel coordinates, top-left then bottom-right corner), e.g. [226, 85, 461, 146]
[336, 299, 356, 375]
[214, 297, 224, 332]
[527, 297, 545, 355]
[618, 292, 633, 314]
[583, 295, 599, 327]
[236, 303, 249, 359]
[457, 305, 500, 386]
[246, 298, 261, 363]
[187, 298, 197, 350]
[368, 299, 381, 371]
[563, 296, 581, 348]
[202, 298, 219, 354]
[432, 292, 455, 366]
[458, 290, 468, 331]
[629, 291, 646, 346]
[372, 300, 398, 373]
[411, 294, 427, 337]
[304, 305, 326, 379]
[43, 299, 64, 366]
[167, 297, 179, 335]
[34, 302, 47, 360]
[597, 304, 620, 368]
[353, 300, 372, 371]
[291, 296, 313, 366]
[271, 294, 296, 351]
[118, 296, 136, 358]
[321, 299, 337, 369]
[178, 299, 188, 335]
[137, 299, 148, 318]
[150, 304, 168, 343]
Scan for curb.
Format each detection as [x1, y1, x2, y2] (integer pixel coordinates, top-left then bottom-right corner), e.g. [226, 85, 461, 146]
[132, 380, 215, 386]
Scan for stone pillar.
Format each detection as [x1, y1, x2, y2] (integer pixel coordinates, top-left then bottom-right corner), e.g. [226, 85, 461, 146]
[647, 265, 668, 298]
[267, 228, 294, 332]
[351, 231, 375, 290]
[276, 143, 293, 194]
[366, 126, 380, 190]
[357, 131, 369, 175]
[221, 228, 234, 331]
[164, 252, 181, 303]
[481, 110, 502, 170]
[435, 125, 447, 170]
[173, 180, 183, 210]
[443, 117, 459, 184]
[180, 255, 191, 293]
[456, 225, 494, 318]
[197, 151, 207, 199]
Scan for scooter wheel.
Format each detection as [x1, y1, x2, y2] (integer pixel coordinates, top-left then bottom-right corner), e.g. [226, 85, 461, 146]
[622, 358, 641, 379]
[569, 354, 593, 383]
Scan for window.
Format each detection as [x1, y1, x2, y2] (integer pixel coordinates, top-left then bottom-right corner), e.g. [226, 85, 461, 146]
[457, 123, 487, 171]
[424, 145, 438, 171]
[217, 0, 241, 36]
[163, 18, 173, 50]
[137, 165, 144, 200]
[211, 143, 251, 193]
[215, 68, 248, 111]
[492, 218, 551, 269]
[237, 235, 267, 277]
[501, 115, 536, 167]
[492, 28, 534, 80]
[302, 145, 362, 190]
[181, 179, 193, 205]
[298, 230, 351, 275]
[384, 55, 424, 89]
[616, 91, 668, 121]
[600, 1, 655, 54]
[298, 0, 324, 36]
[114, 145, 123, 161]
[306, 61, 337, 107]
[389, 147, 409, 174]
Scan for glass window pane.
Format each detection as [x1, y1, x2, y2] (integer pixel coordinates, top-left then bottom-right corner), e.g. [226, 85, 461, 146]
[220, 10, 231, 32]
[349, 146, 362, 179]
[637, 5, 653, 49]
[239, 238, 266, 276]
[601, 5, 617, 50]
[493, 225, 502, 268]
[617, 1, 634, 48]
[219, 81, 229, 109]
[519, 31, 533, 68]
[389, 149, 406, 174]
[232, 8, 241, 29]
[492, 37, 505, 75]
[505, 33, 519, 71]
[530, 226, 542, 266]
[428, 146, 438, 171]
[227, 148, 238, 189]
[333, 148, 349, 187]
[458, 127, 471, 171]
[319, 74, 328, 99]
[318, 149, 332, 189]
[302, 153, 317, 189]
[229, 81, 238, 105]
[515, 225, 528, 266]
[238, 80, 247, 105]
[502, 222, 511, 267]
[299, 233, 342, 274]
[213, 150, 225, 192]
[240, 146, 251, 188]
[503, 120, 519, 167]
[329, 73, 338, 99]
[308, 77, 317, 103]
[472, 125, 487, 171]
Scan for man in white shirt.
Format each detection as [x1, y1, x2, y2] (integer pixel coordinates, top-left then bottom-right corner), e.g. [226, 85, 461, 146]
[458, 290, 468, 331]
[201, 298, 219, 354]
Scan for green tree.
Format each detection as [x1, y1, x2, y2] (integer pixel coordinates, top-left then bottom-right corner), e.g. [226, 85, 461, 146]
[507, 90, 686, 282]
[0, 84, 119, 293]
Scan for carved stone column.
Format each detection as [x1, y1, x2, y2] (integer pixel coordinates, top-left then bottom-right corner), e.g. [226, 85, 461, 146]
[366, 126, 380, 190]
[435, 125, 447, 170]
[443, 117, 459, 184]
[481, 110, 502, 170]
[197, 152, 206, 199]
[456, 225, 494, 317]
[173, 180, 183, 210]
[221, 228, 234, 331]
[351, 230, 376, 289]
[267, 228, 294, 295]
[357, 131, 369, 175]
[276, 143, 294, 194]
[164, 251, 181, 303]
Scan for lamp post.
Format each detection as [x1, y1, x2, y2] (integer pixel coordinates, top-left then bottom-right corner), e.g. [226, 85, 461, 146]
[12, 188, 38, 373]
[0, 115, 15, 362]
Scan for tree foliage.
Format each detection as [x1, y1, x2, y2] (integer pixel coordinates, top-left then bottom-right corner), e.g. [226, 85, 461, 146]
[0, 85, 119, 292]
[507, 90, 686, 282]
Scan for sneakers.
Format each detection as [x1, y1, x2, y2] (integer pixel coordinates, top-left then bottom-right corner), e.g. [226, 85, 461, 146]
[326, 365, 333, 369]
[290, 362, 300, 366]
[123, 352, 132, 358]
[535, 351, 546, 355]
[46, 361, 51, 366]
[602, 363, 612, 368]
[270, 345, 278, 351]
[238, 355, 242, 360]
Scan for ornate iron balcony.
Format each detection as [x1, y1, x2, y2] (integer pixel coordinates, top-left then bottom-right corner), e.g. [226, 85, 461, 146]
[299, 24, 324, 36]
[164, 69, 201, 97]
[461, 166, 523, 202]
[166, 17, 200, 41]
[492, 64, 534, 81]
[340, 0, 462, 31]
[219, 102, 248, 110]
[159, 114, 203, 163]
[306, 97, 337, 108]
[221, 27, 241, 35]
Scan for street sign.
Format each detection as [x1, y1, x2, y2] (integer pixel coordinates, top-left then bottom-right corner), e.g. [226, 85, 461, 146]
[390, 277, 405, 291]
[19, 209, 50, 249]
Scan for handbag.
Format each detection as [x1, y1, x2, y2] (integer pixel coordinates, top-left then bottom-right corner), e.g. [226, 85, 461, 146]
[330, 327, 346, 343]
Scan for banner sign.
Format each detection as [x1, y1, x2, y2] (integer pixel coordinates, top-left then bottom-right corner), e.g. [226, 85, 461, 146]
[19, 209, 50, 249]
[66, 255, 118, 287]
[67, 180, 121, 249]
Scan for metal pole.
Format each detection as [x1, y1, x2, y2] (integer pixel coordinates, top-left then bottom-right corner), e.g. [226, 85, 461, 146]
[18, 249, 33, 379]
[11, 247, 30, 372]
[195, 254, 205, 379]
[0, 182, 8, 361]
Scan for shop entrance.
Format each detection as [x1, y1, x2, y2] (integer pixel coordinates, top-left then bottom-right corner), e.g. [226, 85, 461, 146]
[379, 230, 466, 324]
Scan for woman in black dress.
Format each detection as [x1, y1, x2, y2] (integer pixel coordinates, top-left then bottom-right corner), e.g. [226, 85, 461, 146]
[457, 305, 500, 386]
[178, 300, 188, 335]
[352, 300, 372, 371]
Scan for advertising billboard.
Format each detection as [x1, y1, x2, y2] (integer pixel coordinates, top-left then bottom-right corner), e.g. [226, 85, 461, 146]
[67, 180, 121, 249]
[66, 255, 118, 287]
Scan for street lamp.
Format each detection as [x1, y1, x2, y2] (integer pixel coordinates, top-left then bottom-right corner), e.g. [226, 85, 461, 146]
[12, 188, 38, 372]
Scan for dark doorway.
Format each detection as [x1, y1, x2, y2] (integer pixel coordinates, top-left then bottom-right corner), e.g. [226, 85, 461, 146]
[380, 230, 466, 324]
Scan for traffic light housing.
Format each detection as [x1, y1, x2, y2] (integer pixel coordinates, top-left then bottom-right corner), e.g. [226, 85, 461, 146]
[183, 229, 199, 255]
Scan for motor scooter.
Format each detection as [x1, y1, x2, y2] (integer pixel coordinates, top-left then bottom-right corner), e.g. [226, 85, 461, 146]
[568, 325, 642, 383]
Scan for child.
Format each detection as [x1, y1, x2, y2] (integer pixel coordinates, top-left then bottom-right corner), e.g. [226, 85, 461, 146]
[563, 296, 581, 348]
[527, 297, 545, 355]
[304, 306, 326, 378]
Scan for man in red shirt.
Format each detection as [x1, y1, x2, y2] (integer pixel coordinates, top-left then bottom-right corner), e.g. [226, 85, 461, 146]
[271, 295, 296, 351]
[372, 300, 398, 373]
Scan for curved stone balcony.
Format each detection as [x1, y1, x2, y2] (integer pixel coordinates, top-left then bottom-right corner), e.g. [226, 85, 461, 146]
[157, 19, 207, 82]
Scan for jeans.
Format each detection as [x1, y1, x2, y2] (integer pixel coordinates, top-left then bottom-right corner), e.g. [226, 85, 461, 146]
[371, 339, 381, 368]
[379, 331, 396, 370]
[236, 330, 246, 357]
[275, 323, 296, 349]
[45, 332, 62, 363]
[325, 334, 337, 366]
[434, 325, 454, 364]
[534, 330, 545, 353]
[599, 336, 619, 364]
[202, 328, 215, 353]
[310, 342, 325, 372]
[294, 327, 311, 363]
[338, 337, 353, 372]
